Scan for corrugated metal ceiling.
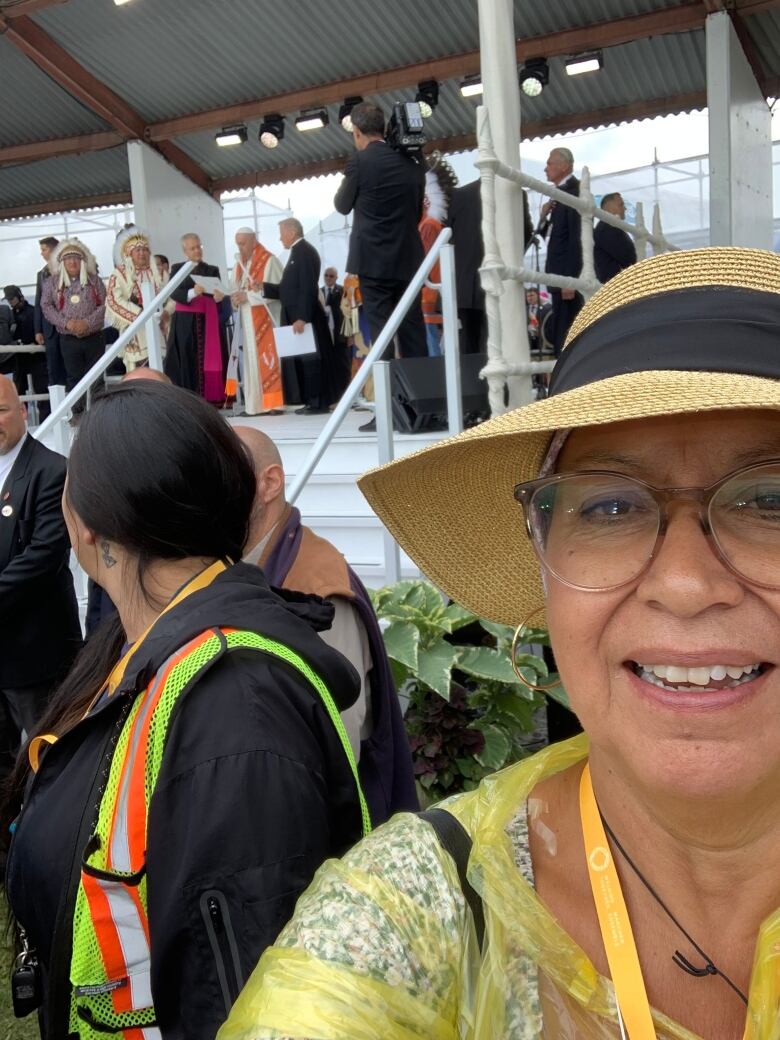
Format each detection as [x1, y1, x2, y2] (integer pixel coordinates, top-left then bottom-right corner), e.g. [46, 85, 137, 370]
[0, 147, 129, 208]
[0, 0, 777, 215]
[0, 34, 109, 147]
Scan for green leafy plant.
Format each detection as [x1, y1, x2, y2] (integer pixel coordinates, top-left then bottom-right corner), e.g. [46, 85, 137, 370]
[370, 579, 568, 804]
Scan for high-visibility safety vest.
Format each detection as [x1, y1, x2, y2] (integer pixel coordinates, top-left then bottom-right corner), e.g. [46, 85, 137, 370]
[69, 626, 372, 1039]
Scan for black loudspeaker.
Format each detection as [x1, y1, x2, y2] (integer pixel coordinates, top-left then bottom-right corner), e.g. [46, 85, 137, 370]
[390, 354, 489, 432]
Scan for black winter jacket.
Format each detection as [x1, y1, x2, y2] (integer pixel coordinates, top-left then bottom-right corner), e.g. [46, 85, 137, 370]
[6, 564, 364, 1039]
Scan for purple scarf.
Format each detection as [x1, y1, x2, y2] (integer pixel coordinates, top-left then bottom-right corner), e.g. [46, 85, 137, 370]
[176, 295, 223, 403]
[263, 507, 418, 825]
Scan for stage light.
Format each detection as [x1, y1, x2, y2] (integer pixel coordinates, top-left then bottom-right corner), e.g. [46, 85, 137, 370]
[259, 114, 285, 149]
[459, 75, 483, 98]
[520, 58, 549, 98]
[295, 109, 329, 132]
[565, 52, 603, 76]
[338, 96, 363, 132]
[215, 125, 248, 147]
[415, 80, 439, 118]
[114, 0, 133, 5]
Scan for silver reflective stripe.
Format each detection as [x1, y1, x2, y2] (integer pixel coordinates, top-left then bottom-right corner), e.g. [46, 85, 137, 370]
[142, 1030, 162, 1040]
[101, 879, 153, 1010]
[110, 651, 178, 873]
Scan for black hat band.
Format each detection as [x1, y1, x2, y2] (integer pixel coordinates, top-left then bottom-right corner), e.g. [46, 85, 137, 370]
[548, 285, 780, 397]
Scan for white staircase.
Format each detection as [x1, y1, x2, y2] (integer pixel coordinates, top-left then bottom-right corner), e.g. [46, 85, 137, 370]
[229, 409, 445, 587]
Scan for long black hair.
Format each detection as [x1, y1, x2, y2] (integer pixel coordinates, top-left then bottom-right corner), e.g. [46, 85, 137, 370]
[2, 383, 257, 832]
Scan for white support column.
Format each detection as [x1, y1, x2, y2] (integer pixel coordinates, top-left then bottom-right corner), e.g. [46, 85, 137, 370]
[706, 11, 772, 248]
[477, 0, 530, 407]
[127, 141, 227, 270]
[439, 244, 463, 436]
[373, 362, 401, 585]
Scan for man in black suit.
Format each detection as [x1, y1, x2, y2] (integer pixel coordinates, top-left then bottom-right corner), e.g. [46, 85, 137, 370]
[34, 235, 67, 387]
[165, 232, 232, 399]
[264, 218, 336, 414]
[4, 285, 50, 419]
[540, 148, 583, 357]
[594, 192, 637, 284]
[334, 102, 427, 364]
[449, 178, 534, 354]
[322, 267, 351, 398]
[0, 303, 13, 383]
[0, 377, 81, 782]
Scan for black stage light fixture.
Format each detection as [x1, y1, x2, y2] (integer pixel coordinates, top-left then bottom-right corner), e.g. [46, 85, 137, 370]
[259, 114, 285, 149]
[338, 96, 364, 132]
[520, 58, 549, 98]
[415, 79, 439, 118]
[215, 124, 248, 147]
[295, 108, 329, 132]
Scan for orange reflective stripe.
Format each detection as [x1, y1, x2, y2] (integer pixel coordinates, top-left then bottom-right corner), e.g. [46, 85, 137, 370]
[81, 871, 128, 984]
[86, 630, 219, 1024]
[81, 872, 153, 1014]
[117, 635, 212, 873]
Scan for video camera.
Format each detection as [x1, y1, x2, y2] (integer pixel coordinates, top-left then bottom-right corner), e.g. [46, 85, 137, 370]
[385, 101, 426, 156]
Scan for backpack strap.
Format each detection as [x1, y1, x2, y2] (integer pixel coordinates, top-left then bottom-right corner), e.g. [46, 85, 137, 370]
[419, 807, 485, 952]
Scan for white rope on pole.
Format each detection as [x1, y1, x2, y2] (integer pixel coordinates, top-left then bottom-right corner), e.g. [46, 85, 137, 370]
[471, 103, 676, 416]
[579, 166, 598, 302]
[634, 202, 649, 260]
[492, 160, 677, 254]
[501, 264, 599, 295]
[652, 203, 665, 256]
[475, 106, 510, 417]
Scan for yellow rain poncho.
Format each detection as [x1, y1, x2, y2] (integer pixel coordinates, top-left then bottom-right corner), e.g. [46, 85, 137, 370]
[219, 735, 780, 1040]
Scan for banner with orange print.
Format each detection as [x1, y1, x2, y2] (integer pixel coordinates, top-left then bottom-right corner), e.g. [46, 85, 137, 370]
[235, 244, 283, 410]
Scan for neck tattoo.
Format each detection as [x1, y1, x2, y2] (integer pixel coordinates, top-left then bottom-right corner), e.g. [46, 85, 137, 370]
[601, 815, 749, 1007]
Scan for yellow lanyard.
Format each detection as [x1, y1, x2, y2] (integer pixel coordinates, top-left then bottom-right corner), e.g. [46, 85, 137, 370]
[29, 560, 228, 772]
[580, 763, 752, 1040]
[101, 559, 228, 698]
[580, 762, 657, 1039]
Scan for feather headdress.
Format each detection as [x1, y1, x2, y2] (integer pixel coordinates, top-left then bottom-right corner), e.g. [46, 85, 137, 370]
[424, 153, 459, 224]
[50, 238, 98, 289]
[113, 224, 151, 268]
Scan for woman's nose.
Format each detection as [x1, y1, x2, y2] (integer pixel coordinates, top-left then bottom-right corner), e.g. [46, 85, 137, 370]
[634, 505, 744, 617]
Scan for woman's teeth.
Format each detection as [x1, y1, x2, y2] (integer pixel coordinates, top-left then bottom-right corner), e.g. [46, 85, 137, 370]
[634, 662, 762, 690]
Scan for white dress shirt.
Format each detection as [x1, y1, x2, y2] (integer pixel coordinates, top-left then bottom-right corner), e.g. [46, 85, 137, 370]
[0, 430, 27, 495]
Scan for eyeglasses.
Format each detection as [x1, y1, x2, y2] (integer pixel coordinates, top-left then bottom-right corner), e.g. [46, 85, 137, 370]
[514, 461, 780, 591]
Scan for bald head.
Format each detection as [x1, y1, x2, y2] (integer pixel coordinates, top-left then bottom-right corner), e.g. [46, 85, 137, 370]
[121, 368, 172, 385]
[234, 426, 282, 470]
[0, 376, 26, 455]
[233, 426, 286, 551]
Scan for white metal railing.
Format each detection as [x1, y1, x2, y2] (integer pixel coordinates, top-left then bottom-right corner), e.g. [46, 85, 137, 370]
[33, 261, 195, 450]
[475, 106, 676, 415]
[287, 228, 462, 506]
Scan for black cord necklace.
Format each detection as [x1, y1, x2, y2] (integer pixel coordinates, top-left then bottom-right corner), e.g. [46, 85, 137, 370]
[600, 815, 749, 1007]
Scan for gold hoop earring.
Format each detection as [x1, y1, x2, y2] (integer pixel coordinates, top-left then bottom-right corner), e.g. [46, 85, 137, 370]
[511, 605, 561, 693]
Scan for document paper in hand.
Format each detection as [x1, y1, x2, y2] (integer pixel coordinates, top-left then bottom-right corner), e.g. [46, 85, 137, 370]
[274, 323, 317, 358]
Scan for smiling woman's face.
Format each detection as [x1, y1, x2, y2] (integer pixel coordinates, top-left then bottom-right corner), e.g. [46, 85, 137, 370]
[546, 409, 780, 802]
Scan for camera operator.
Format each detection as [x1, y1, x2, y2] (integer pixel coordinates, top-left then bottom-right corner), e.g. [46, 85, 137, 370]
[334, 102, 427, 405]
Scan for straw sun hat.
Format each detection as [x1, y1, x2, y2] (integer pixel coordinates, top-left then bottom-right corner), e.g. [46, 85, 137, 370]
[358, 247, 780, 626]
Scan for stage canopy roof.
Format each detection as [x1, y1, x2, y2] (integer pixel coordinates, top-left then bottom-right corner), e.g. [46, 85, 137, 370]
[1, 0, 779, 219]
